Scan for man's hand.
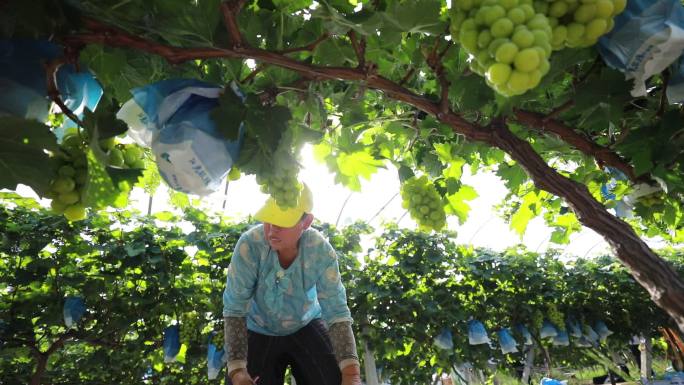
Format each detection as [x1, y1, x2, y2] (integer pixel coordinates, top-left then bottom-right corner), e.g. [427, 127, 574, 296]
[341, 364, 362, 385]
[230, 368, 256, 385]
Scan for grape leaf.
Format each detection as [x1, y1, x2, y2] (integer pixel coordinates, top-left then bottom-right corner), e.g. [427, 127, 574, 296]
[336, 151, 384, 191]
[445, 185, 478, 224]
[82, 98, 128, 140]
[210, 88, 246, 141]
[82, 149, 130, 209]
[383, 0, 445, 35]
[0, 117, 59, 196]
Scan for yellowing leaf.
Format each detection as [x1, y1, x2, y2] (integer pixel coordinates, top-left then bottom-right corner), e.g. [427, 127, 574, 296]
[433, 142, 453, 163]
[312, 142, 332, 163]
[336, 151, 384, 181]
[510, 204, 534, 237]
[445, 185, 478, 224]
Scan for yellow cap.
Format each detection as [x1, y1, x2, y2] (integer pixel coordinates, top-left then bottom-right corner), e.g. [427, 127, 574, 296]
[254, 183, 313, 228]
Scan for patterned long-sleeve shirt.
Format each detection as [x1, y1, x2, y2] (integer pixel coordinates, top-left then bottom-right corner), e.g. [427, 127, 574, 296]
[223, 225, 353, 336]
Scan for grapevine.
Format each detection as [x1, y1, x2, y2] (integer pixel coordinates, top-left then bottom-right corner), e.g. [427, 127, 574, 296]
[400, 176, 447, 232]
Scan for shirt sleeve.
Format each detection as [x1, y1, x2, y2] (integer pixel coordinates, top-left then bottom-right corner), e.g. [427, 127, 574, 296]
[223, 233, 259, 317]
[315, 238, 353, 325]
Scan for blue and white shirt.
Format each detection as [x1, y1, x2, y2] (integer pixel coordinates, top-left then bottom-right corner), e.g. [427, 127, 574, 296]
[223, 225, 353, 336]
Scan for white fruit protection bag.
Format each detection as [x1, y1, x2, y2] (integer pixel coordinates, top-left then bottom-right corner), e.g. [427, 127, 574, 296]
[117, 79, 244, 196]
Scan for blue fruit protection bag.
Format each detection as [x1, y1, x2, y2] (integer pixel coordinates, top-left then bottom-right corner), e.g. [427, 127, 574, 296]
[598, 0, 684, 97]
[497, 328, 519, 354]
[117, 79, 244, 196]
[163, 325, 181, 363]
[515, 324, 533, 345]
[63, 296, 86, 328]
[540, 320, 558, 339]
[207, 333, 226, 380]
[434, 328, 454, 350]
[468, 319, 490, 345]
[0, 39, 102, 123]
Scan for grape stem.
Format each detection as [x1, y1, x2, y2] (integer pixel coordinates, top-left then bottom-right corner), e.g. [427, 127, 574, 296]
[44, 58, 86, 129]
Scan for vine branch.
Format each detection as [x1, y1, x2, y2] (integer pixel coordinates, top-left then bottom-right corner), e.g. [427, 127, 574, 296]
[45, 59, 85, 128]
[220, 0, 247, 49]
[347, 30, 366, 69]
[278, 33, 330, 54]
[514, 110, 640, 182]
[63, 20, 490, 141]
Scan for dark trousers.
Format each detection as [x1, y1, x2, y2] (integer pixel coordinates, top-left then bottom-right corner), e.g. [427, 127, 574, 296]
[228, 319, 341, 385]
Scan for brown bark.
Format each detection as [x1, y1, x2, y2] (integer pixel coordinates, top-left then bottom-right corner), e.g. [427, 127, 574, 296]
[30, 331, 73, 385]
[488, 120, 684, 332]
[63, 15, 684, 333]
[514, 110, 640, 182]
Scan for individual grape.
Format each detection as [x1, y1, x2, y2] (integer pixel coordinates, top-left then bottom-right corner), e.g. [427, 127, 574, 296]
[514, 48, 540, 72]
[487, 63, 513, 85]
[107, 148, 125, 167]
[52, 177, 75, 194]
[512, 29, 535, 48]
[64, 204, 87, 222]
[123, 146, 143, 167]
[491, 18, 515, 37]
[58, 191, 80, 205]
[58, 165, 76, 178]
[98, 137, 117, 151]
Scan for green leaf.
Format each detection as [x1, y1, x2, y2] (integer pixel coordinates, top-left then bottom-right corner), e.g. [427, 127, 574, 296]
[383, 0, 445, 35]
[445, 185, 478, 224]
[336, 151, 384, 191]
[82, 149, 130, 209]
[211, 88, 247, 141]
[510, 200, 534, 238]
[496, 164, 528, 192]
[243, 97, 292, 154]
[0, 117, 59, 196]
[82, 98, 128, 140]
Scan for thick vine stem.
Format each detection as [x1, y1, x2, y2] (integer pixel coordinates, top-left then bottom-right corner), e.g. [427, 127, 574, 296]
[221, 0, 247, 49]
[488, 118, 684, 334]
[64, 14, 684, 333]
[514, 110, 640, 182]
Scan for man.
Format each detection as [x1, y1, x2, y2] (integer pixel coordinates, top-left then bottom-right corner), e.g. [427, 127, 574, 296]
[223, 183, 362, 385]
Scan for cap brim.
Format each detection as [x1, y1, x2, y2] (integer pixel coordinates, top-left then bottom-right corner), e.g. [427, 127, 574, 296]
[254, 199, 303, 228]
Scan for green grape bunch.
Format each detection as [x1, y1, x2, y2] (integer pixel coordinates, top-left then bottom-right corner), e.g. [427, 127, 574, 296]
[400, 175, 447, 232]
[450, 0, 553, 96]
[533, 0, 626, 49]
[180, 312, 200, 344]
[47, 129, 88, 221]
[546, 303, 566, 331]
[101, 137, 146, 170]
[531, 309, 544, 331]
[256, 167, 301, 209]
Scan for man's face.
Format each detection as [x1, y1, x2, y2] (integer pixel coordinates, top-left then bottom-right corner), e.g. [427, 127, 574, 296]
[263, 215, 311, 252]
